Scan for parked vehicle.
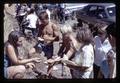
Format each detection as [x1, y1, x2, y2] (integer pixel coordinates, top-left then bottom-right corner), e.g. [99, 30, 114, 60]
[76, 3, 116, 23]
[75, 3, 116, 36]
[64, 3, 88, 20]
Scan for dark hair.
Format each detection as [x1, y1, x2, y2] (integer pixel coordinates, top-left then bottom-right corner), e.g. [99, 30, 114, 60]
[43, 5, 48, 9]
[38, 11, 48, 20]
[8, 31, 24, 47]
[77, 19, 83, 27]
[8, 4, 12, 7]
[29, 8, 35, 14]
[106, 23, 116, 38]
[97, 24, 108, 35]
[76, 27, 93, 45]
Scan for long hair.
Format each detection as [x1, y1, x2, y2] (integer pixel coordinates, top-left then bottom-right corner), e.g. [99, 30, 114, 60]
[8, 31, 24, 48]
[76, 27, 93, 45]
[106, 23, 116, 38]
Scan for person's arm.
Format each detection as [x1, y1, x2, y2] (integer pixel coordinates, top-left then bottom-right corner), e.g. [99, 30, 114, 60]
[43, 35, 56, 41]
[107, 50, 116, 78]
[65, 47, 75, 59]
[62, 44, 91, 71]
[66, 35, 79, 59]
[57, 43, 65, 56]
[61, 59, 88, 71]
[7, 45, 40, 65]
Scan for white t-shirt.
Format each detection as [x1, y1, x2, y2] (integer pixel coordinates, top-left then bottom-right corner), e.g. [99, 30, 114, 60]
[72, 44, 94, 78]
[26, 13, 38, 28]
[94, 36, 112, 66]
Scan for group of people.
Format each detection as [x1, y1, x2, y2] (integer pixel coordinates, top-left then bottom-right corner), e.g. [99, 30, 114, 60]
[15, 3, 67, 38]
[4, 3, 116, 79]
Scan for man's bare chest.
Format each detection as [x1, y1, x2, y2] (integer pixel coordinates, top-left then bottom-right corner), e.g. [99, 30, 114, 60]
[42, 25, 53, 36]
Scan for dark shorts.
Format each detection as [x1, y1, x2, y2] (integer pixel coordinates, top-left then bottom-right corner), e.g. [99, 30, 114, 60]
[34, 41, 53, 59]
[93, 64, 100, 78]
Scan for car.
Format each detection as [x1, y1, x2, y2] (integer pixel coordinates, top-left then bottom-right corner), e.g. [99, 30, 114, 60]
[64, 3, 88, 20]
[76, 3, 116, 23]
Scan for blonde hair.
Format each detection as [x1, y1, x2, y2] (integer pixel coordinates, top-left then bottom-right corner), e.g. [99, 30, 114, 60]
[60, 25, 73, 34]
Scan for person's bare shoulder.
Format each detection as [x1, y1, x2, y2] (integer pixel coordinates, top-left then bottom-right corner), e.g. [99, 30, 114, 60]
[6, 44, 15, 54]
[7, 44, 14, 50]
[51, 22, 59, 31]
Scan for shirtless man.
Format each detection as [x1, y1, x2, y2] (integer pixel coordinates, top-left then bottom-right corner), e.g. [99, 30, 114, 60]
[29, 11, 60, 59]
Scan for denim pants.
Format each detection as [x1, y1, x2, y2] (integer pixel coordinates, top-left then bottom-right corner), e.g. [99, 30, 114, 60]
[100, 60, 110, 78]
[35, 42, 53, 59]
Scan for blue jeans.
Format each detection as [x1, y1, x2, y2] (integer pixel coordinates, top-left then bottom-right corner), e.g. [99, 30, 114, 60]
[100, 60, 110, 78]
[35, 41, 53, 59]
[4, 55, 9, 78]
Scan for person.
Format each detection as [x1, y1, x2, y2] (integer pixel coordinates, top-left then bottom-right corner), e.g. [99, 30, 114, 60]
[57, 4, 65, 24]
[43, 25, 75, 75]
[61, 27, 94, 78]
[29, 11, 60, 59]
[4, 31, 41, 79]
[47, 26, 94, 78]
[4, 4, 20, 43]
[43, 6, 51, 22]
[57, 25, 75, 58]
[16, 3, 28, 25]
[94, 24, 112, 78]
[24, 8, 38, 37]
[106, 23, 116, 78]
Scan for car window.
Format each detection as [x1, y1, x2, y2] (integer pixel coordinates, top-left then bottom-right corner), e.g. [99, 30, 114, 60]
[89, 6, 97, 11]
[87, 6, 97, 16]
[97, 6, 107, 18]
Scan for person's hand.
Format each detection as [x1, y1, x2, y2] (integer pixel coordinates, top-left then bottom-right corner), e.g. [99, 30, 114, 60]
[61, 58, 67, 66]
[61, 58, 76, 66]
[63, 54, 68, 60]
[44, 59, 55, 64]
[107, 50, 115, 64]
[32, 57, 41, 63]
[38, 37, 44, 41]
[44, 57, 61, 65]
[25, 62, 35, 69]
[61, 58, 67, 63]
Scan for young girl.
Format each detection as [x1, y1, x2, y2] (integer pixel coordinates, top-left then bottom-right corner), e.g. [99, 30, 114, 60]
[57, 24, 76, 58]
[4, 31, 41, 79]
